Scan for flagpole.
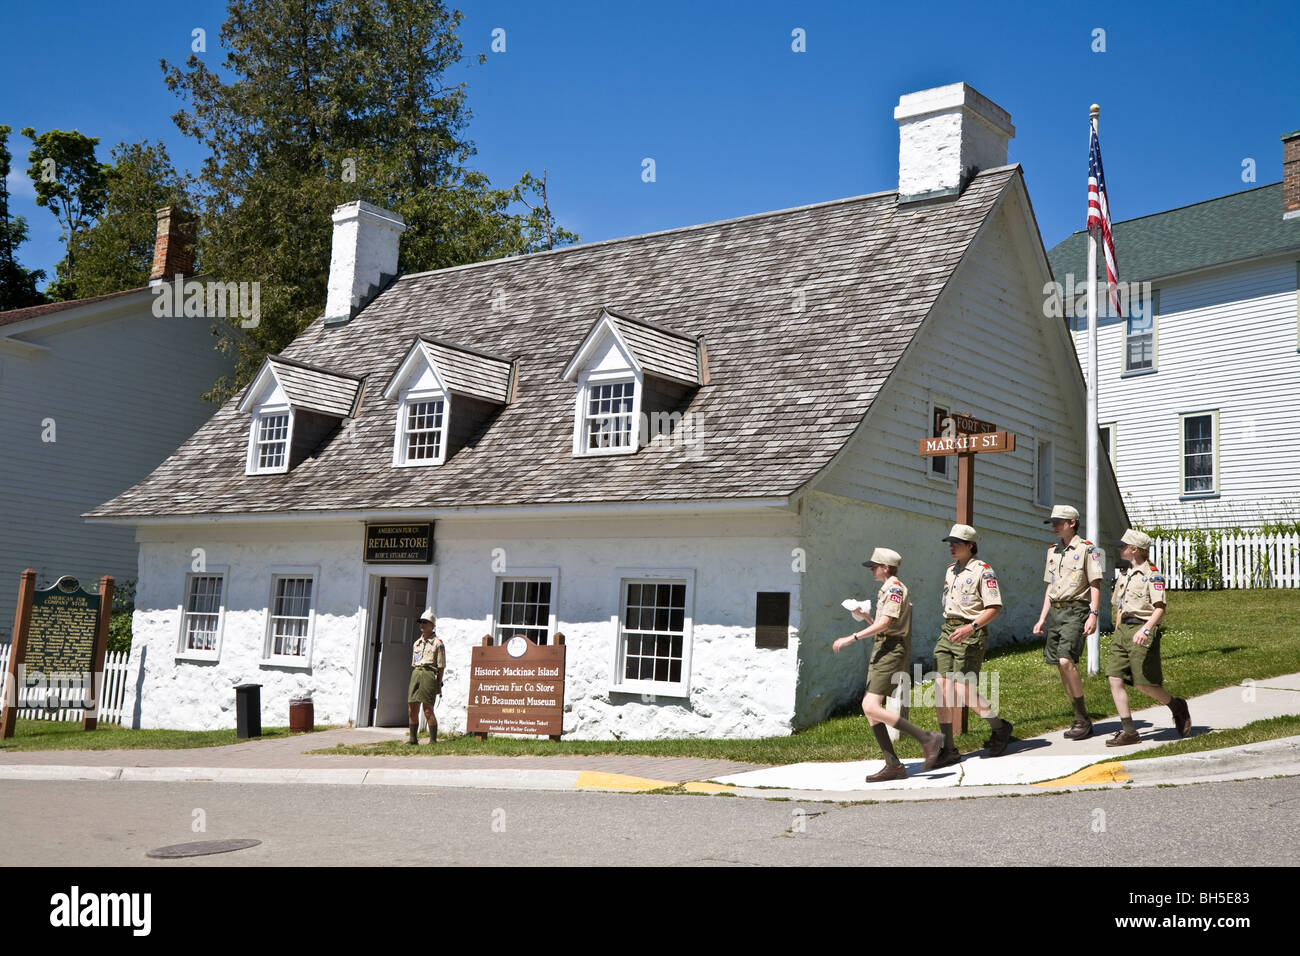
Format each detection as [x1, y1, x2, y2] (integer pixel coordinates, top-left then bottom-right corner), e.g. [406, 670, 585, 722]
[1086, 103, 1101, 675]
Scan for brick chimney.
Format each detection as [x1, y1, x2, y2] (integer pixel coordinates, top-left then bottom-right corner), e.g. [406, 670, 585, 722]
[148, 206, 196, 284]
[324, 201, 406, 327]
[1283, 131, 1300, 220]
[894, 83, 1015, 204]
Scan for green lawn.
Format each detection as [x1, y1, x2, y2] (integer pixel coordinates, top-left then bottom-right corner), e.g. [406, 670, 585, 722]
[321, 590, 1300, 764]
[0, 722, 334, 752]
[1115, 714, 1300, 762]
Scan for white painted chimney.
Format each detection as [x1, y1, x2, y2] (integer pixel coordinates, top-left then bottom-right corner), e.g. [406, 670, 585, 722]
[324, 201, 407, 327]
[894, 83, 1015, 204]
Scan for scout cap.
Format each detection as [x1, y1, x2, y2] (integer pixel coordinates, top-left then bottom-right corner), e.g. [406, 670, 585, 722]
[419, 610, 436, 623]
[863, 547, 902, 568]
[1118, 529, 1152, 550]
[942, 524, 978, 543]
[1045, 504, 1081, 524]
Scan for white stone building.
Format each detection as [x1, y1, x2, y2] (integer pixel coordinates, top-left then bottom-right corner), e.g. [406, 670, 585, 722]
[91, 84, 1126, 737]
[1048, 130, 1300, 530]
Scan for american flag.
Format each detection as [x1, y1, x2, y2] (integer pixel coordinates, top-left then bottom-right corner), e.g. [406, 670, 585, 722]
[1087, 122, 1120, 314]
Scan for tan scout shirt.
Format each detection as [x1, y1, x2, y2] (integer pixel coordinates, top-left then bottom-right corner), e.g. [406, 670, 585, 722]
[1114, 561, 1167, 621]
[943, 560, 1003, 621]
[412, 635, 446, 670]
[1044, 534, 1103, 602]
[874, 575, 912, 641]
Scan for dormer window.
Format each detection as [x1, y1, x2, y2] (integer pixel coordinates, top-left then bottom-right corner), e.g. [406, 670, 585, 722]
[384, 335, 516, 467]
[562, 307, 708, 457]
[238, 355, 364, 476]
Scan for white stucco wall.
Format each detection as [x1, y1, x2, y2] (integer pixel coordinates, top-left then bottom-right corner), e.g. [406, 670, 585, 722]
[124, 511, 804, 738]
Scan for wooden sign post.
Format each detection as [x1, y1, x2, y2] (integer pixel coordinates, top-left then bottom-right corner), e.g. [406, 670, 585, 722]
[918, 415, 1016, 734]
[1, 571, 113, 737]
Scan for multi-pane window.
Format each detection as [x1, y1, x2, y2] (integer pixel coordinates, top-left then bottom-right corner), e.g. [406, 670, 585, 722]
[182, 574, 224, 653]
[1124, 294, 1155, 372]
[255, 412, 290, 471]
[621, 581, 686, 684]
[269, 576, 313, 658]
[585, 381, 635, 450]
[1182, 413, 1216, 495]
[404, 399, 445, 462]
[494, 579, 552, 645]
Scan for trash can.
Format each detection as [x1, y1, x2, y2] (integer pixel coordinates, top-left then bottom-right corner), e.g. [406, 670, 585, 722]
[234, 683, 262, 739]
[289, 696, 314, 733]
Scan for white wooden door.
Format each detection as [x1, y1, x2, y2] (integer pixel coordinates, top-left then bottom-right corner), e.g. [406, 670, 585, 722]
[375, 578, 427, 726]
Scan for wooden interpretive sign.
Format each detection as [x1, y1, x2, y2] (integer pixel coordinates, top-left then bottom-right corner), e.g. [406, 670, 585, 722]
[2, 572, 113, 737]
[918, 431, 1016, 456]
[365, 523, 434, 564]
[467, 634, 566, 740]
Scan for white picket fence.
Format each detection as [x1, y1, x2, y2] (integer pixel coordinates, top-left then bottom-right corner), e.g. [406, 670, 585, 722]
[0, 644, 134, 724]
[1149, 532, 1300, 589]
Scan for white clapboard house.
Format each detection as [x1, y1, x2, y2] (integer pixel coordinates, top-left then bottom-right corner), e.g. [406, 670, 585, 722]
[0, 208, 235, 638]
[89, 84, 1126, 738]
[1048, 130, 1300, 530]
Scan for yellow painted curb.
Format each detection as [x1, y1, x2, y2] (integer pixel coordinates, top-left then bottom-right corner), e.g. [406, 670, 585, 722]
[574, 771, 677, 791]
[1033, 762, 1131, 787]
[681, 781, 735, 793]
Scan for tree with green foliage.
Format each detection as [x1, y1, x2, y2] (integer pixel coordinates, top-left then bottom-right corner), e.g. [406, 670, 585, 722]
[163, 0, 577, 402]
[67, 141, 194, 297]
[19, 127, 111, 301]
[0, 125, 47, 310]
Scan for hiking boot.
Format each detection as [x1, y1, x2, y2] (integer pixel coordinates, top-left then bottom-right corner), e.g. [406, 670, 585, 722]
[1171, 698, 1192, 738]
[865, 763, 908, 783]
[934, 748, 963, 768]
[920, 731, 944, 771]
[406, 723, 419, 745]
[1106, 729, 1141, 747]
[986, 721, 1014, 757]
[1063, 719, 1093, 740]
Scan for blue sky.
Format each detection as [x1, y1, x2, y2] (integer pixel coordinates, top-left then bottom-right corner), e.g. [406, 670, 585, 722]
[3, 0, 1299, 285]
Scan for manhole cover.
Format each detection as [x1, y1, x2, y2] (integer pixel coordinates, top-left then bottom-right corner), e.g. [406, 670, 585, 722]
[146, 839, 261, 859]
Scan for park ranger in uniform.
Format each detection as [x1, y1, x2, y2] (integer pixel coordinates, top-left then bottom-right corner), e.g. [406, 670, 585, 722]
[407, 610, 446, 745]
[1033, 504, 1103, 740]
[833, 547, 943, 782]
[928, 524, 1013, 768]
[1106, 529, 1192, 745]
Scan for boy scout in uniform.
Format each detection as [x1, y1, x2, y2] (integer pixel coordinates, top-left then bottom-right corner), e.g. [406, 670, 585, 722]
[928, 524, 1013, 768]
[1106, 529, 1192, 745]
[833, 547, 943, 782]
[408, 610, 446, 745]
[1032, 505, 1103, 740]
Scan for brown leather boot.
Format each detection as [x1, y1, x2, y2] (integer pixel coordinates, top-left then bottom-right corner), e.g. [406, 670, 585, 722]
[407, 723, 418, 745]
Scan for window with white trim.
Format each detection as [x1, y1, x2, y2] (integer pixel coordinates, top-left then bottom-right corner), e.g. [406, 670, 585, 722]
[399, 396, 446, 464]
[493, 578, 554, 645]
[930, 403, 952, 479]
[178, 572, 225, 658]
[1035, 439, 1053, 507]
[1099, 424, 1115, 464]
[265, 574, 315, 663]
[618, 579, 687, 689]
[248, 409, 291, 474]
[1123, 288, 1157, 373]
[584, 380, 636, 451]
[1181, 411, 1218, 495]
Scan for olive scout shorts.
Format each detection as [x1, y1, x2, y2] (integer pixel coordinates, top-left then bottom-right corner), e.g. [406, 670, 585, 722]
[933, 618, 988, 679]
[408, 667, 441, 705]
[866, 638, 910, 696]
[1107, 620, 1163, 688]
[1043, 604, 1089, 665]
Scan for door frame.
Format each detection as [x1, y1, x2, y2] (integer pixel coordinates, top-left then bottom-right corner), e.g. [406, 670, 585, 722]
[353, 565, 438, 727]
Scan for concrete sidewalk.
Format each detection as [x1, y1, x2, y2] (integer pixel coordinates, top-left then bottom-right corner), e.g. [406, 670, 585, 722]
[0, 676, 1296, 802]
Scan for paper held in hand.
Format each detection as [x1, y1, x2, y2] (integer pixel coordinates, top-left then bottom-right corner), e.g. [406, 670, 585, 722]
[840, 598, 871, 617]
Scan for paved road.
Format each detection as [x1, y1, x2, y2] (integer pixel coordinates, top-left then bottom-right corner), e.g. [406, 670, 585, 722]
[2, 776, 1296, 866]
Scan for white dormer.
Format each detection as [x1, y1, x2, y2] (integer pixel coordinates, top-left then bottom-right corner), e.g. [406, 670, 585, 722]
[238, 355, 364, 475]
[562, 308, 706, 457]
[384, 336, 515, 467]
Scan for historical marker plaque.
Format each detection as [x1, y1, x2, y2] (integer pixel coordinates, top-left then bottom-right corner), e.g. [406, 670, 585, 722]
[26, 579, 99, 678]
[365, 523, 434, 564]
[467, 638, 566, 738]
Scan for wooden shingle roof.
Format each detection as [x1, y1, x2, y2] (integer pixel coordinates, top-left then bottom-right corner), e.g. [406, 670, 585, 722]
[259, 355, 365, 418]
[89, 167, 1019, 520]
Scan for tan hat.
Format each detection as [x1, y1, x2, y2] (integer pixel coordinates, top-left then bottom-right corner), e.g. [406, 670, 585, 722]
[862, 547, 902, 568]
[419, 610, 436, 624]
[1118, 529, 1152, 550]
[942, 524, 978, 543]
[1045, 504, 1081, 524]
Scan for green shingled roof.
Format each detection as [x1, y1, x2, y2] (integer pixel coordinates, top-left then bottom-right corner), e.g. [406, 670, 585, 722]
[1047, 182, 1300, 284]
